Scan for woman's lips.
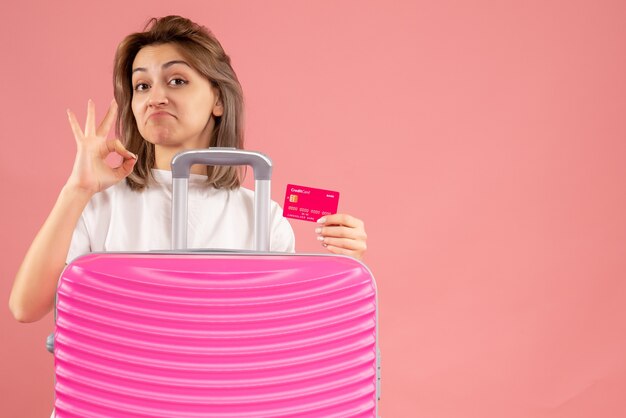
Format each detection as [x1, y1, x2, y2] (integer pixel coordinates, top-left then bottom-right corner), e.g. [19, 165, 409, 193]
[148, 111, 174, 119]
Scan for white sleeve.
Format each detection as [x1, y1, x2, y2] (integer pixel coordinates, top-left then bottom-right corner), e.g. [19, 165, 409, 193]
[66, 213, 91, 264]
[269, 202, 296, 253]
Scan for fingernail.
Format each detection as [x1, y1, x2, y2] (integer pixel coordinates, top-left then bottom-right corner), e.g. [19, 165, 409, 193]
[130, 153, 137, 159]
[317, 217, 326, 224]
[322, 243, 328, 247]
[317, 236, 324, 242]
[315, 227, 322, 234]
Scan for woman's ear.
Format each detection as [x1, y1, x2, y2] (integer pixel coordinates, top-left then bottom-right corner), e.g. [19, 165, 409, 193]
[212, 97, 224, 117]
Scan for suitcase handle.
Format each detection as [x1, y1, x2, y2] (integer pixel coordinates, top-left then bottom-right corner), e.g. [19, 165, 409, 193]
[170, 148, 273, 251]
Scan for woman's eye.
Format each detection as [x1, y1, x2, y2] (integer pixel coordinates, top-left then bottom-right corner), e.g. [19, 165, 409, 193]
[134, 83, 149, 91]
[169, 78, 187, 86]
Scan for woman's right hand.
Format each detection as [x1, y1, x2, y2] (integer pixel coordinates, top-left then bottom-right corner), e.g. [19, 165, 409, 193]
[66, 99, 137, 195]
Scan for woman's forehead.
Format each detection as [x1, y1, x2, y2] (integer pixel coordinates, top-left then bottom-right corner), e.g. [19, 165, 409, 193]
[132, 43, 190, 72]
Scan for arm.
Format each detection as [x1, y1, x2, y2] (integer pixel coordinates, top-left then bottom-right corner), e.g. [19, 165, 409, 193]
[9, 186, 93, 322]
[8, 99, 137, 322]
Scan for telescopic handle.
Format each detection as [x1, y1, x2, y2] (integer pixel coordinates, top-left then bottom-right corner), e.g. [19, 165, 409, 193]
[170, 148, 272, 251]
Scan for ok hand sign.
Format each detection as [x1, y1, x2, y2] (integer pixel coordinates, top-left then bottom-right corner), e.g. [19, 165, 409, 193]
[66, 99, 137, 195]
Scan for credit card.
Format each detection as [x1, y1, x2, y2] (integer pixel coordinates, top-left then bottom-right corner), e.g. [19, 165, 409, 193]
[283, 183, 340, 222]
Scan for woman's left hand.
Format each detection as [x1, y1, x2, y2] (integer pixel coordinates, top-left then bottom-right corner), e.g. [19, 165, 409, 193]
[315, 214, 367, 260]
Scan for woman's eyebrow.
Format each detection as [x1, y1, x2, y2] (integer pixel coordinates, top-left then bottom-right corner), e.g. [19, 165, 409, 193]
[132, 60, 192, 74]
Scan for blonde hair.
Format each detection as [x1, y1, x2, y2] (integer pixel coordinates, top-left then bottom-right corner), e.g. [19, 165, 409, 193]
[113, 15, 244, 191]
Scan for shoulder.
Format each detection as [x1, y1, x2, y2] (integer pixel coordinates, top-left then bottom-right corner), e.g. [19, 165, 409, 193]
[82, 179, 140, 217]
[231, 186, 285, 213]
[92, 179, 132, 202]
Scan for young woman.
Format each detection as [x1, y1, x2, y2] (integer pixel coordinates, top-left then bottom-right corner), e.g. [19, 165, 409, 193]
[9, 15, 368, 325]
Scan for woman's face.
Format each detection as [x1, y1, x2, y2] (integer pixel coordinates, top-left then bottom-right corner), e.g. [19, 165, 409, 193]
[131, 43, 223, 149]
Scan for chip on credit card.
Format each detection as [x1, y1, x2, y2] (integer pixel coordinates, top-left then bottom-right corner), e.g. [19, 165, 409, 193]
[283, 184, 340, 222]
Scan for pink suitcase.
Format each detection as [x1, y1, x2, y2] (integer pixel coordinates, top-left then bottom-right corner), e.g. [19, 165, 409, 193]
[49, 149, 380, 417]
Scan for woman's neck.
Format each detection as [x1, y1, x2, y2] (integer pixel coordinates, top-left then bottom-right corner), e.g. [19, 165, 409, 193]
[154, 144, 210, 175]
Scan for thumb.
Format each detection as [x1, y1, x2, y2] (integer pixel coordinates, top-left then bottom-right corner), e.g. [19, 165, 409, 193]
[114, 154, 137, 179]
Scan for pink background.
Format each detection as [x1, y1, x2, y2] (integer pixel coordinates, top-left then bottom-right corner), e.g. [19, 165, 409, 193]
[1, 1, 626, 417]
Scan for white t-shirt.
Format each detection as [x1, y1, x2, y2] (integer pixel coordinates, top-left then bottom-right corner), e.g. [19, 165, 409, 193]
[66, 169, 295, 263]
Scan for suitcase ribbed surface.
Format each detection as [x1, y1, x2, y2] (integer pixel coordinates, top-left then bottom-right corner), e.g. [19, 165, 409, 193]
[54, 253, 377, 417]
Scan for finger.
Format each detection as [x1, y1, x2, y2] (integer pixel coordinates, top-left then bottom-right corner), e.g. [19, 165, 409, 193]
[317, 213, 364, 229]
[96, 100, 118, 138]
[84, 99, 96, 137]
[316, 225, 363, 240]
[113, 154, 138, 179]
[319, 236, 367, 252]
[323, 244, 361, 259]
[103, 139, 137, 160]
[66, 109, 84, 143]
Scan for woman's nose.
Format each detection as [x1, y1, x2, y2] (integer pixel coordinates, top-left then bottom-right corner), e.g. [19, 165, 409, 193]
[148, 84, 168, 107]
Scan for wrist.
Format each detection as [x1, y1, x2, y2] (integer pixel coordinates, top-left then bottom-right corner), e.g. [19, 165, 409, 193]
[61, 182, 96, 203]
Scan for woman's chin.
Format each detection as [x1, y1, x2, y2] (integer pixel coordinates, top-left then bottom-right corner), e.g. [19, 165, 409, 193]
[143, 129, 176, 146]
